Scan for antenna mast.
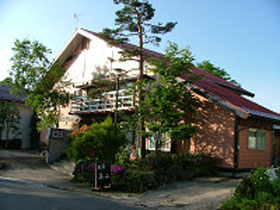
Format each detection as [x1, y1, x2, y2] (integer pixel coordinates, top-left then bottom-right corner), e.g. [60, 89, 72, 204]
[74, 13, 81, 30]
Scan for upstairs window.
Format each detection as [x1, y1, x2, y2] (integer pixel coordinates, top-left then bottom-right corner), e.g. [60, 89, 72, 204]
[248, 129, 266, 150]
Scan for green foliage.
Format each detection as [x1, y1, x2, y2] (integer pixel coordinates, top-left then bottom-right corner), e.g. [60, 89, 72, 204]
[100, 0, 177, 59]
[100, 0, 177, 157]
[221, 168, 280, 210]
[72, 147, 216, 193]
[250, 168, 271, 193]
[154, 153, 216, 182]
[114, 145, 131, 165]
[87, 79, 116, 99]
[221, 195, 258, 210]
[127, 43, 200, 156]
[197, 60, 239, 85]
[0, 101, 21, 141]
[68, 117, 128, 163]
[71, 161, 95, 184]
[9, 39, 51, 91]
[111, 152, 216, 193]
[8, 38, 71, 131]
[111, 167, 157, 193]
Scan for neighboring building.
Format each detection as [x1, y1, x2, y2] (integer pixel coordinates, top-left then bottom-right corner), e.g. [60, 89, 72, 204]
[0, 85, 33, 149]
[52, 28, 280, 170]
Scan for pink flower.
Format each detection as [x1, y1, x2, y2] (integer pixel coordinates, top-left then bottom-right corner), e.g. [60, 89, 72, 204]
[111, 165, 125, 176]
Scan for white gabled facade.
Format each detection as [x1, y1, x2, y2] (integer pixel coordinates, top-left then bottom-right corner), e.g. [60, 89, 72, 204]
[56, 28, 147, 129]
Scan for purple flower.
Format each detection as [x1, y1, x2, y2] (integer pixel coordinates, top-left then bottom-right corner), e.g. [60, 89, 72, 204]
[81, 163, 96, 173]
[111, 165, 125, 176]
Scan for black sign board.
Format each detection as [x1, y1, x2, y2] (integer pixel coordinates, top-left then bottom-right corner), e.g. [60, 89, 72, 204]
[94, 162, 111, 190]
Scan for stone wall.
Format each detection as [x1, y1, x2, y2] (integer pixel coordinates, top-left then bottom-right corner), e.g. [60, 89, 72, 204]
[46, 128, 72, 164]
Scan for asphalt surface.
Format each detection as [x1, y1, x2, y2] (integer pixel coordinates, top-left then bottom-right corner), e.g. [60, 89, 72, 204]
[0, 178, 142, 210]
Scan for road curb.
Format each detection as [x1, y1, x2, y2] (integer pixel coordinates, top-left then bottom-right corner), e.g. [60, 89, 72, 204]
[0, 176, 46, 187]
[0, 176, 111, 196]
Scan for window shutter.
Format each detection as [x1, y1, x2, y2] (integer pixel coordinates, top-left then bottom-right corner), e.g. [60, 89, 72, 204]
[257, 130, 266, 150]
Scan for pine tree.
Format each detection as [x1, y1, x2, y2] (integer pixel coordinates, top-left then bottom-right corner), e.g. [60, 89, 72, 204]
[99, 0, 177, 157]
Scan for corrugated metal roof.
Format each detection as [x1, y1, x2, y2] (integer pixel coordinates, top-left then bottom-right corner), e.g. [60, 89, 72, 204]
[242, 107, 280, 122]
[188, 78, 280, 122]
[0, 86, 26, 103]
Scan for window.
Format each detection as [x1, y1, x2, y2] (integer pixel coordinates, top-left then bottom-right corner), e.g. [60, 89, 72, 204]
[248, 129, 266, 150]
[148, 132, 171, 152]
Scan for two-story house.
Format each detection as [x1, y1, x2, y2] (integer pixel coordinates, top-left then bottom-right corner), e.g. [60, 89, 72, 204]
[50, 28, 280, 170]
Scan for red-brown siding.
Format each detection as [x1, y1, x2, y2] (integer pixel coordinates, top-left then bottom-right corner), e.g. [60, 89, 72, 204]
[238, 118, 273, 169]
[188, 94, 236, 168]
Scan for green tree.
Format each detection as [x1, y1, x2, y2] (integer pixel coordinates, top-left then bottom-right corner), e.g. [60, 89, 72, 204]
[100, 0, 177, 157]
[100, 0, 177, 78]
[197, 60, 239, 85]
[8, 38, 71, 131]
[125, 43, 200, 162]
[0, 101, 21, 148]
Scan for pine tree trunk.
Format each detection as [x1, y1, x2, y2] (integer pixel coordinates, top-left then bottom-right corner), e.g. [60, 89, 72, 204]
[134, 6, 145, 158]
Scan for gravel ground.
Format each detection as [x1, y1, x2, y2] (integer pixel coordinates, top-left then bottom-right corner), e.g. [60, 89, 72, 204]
[0, 150, 72, 184]
[137, 177, 240, 209]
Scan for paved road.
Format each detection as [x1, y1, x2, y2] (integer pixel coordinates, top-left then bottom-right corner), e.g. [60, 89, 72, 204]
[0, 179, 142, 210]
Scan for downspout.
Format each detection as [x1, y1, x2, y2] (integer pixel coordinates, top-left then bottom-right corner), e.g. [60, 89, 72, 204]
[233, 115, 240, 176]
[272, 128, 275, 166]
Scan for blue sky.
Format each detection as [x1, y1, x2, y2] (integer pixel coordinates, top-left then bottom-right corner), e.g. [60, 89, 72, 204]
[0, 0, 279, 113]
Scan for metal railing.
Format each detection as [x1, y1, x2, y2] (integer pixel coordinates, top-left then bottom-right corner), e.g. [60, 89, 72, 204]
[70, 89, 133, 114]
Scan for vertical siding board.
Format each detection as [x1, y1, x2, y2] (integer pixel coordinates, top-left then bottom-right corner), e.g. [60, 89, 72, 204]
[188, 94, 235, 168]
[238, 118, 273, 169]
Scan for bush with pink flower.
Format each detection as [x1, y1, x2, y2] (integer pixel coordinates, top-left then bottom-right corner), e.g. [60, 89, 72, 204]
[68, 116, 128, 164]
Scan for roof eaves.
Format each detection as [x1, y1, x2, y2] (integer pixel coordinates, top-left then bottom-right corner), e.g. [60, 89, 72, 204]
[208, 79, 255, 97]
[242, 107, 280, 123]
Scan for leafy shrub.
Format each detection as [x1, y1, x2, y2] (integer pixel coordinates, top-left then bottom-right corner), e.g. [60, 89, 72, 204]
[235, 176, 255, 199]
[222, 195, 258, 210]
[250, 168, 271, 193]
[68, 116, 128, 163]
[111, 152, 217, 193]
[114, 145, 131, 165]
[71, 161, 95, 184]
[155, 153, 216, 183]
[221, 168, 280, 210]
[111, 168, 157, 193]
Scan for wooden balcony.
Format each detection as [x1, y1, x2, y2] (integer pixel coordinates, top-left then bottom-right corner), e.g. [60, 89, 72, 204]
[70, 89, 134, 114]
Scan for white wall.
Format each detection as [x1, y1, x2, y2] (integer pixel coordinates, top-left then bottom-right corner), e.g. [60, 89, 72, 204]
[58, 34, 146, 129]
[62, 35, 143, 92]
[1, 103, 33, 149]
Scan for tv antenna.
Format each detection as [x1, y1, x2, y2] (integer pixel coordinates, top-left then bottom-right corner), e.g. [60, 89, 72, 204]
[74, 13, 83, 30]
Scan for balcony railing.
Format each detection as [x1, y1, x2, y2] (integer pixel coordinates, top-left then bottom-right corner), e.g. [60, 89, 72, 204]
[70, 89, 134, 114]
